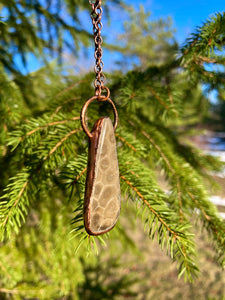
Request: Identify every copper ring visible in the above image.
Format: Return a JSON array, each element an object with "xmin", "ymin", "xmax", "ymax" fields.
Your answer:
[
  {"xmin": 96, "ymin": 86, "xmax": 110, "ymax": 102},
  {"xmin": 80, "ymin": 96, "xmax": 118, "ymax": 138}
]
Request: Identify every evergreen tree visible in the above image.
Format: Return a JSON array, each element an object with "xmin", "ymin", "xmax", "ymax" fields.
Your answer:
[
  {"xmin": 0, "ymin": 1, "xmax": 225, "ymax": 298},
  {"xmin": 117, "ymin": 5, "xmax": 177, "ymax": 69}
]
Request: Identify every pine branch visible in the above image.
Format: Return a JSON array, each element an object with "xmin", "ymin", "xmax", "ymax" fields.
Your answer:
[
  {"xmin": 140, "ymin": 126, "xmax": 225, "ymax": 267},
  {"xmin": 120, "ymin": 174, "xmax": 178, "ymax": 238},
  {"xmin": 0, "ymin": 169, "xmax": 33, "ymax": 239},
  {"xmin": 180, "ymin": 12, "xmax": 225, "ymax": 87},
  {"xmin": 7, "ymin": 110, "xmax": 81, "ymax": 149},
  {"xmin": 24, "ymin": 117, "xmax": 80, "ymax": 139},
  {"xmin": 187, "ymin": 191, "xmax": 225, "ymax": 267},
  {"xmin": 147, "ymin": 86, "xmax": 170, "ymax": 111},
  {"xmin": 43, "ymin": 128, "xmax": 82, "ymax": 161},
  {"xmin": 1, "ymin": 118, "xmax": 83, "ymax": 239},
  {"xmin": 119, "ymin": 154, "xmax": 199, "ymax": 281}
]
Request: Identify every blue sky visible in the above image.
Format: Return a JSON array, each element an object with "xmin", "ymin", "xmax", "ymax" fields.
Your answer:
[
  {"xmin": 19, "ymin": 0, "xmax": 224, "ymax": 74},
  {"xmin": 125, "ymin": 0, "xmax": 225, "ymax": 44},
  {"xmin": 90, "ymin": 0, "xmax": 225, "ymax": 72}
]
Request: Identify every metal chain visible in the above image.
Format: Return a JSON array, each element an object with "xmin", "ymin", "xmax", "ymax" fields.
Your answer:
[{"xmin": 89, "ymin": 0, "xmax": 106, "ymax": 98}]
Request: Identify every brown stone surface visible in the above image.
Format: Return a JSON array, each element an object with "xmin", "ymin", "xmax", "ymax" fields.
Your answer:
[{"xmin": 84, "ymin": 117, "xmax": 121, "ymax": 235}]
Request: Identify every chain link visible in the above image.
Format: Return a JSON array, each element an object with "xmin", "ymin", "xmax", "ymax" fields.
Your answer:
[{"xmin": 89, "ymin": 0, "xmax": 107, "ymax": 98}]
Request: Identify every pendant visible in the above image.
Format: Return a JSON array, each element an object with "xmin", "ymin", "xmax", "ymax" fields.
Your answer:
[{"xmin": 83, "ymin": 117, "xmax": 121, "ymax": 235}]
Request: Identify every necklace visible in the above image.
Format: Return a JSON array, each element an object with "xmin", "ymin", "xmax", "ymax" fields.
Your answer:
[{"xmin": 80, "ymin": 0, "xmax": 121, "ymax": 235}]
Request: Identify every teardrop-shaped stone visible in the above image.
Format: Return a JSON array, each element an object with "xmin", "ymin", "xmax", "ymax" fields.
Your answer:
[{"xmin": 84, "ymin": 117, "xmax": 121, "ymax": 235}]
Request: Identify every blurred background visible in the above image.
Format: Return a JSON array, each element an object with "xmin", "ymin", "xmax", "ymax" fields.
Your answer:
[{"xmin": 0, "ymin": 0, "xmax": 225, "ymax": 299}]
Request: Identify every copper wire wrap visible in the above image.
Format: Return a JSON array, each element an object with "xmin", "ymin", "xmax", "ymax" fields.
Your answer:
[
  {"xmin": 89, "ymin": 0, "xmax": 107, "ymax": 99},
  {"xmin": 80, "ymin": 96, "xmax": 118, "ymax": 138}
]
